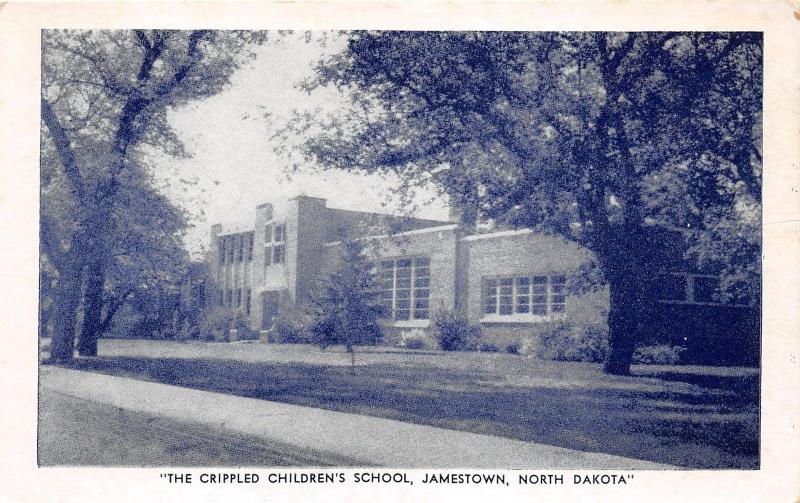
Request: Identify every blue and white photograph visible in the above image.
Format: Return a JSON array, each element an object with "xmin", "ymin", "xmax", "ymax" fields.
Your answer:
[{"xmin": 38, "ymin": 30, "xmax": 762, "ymax": 470}]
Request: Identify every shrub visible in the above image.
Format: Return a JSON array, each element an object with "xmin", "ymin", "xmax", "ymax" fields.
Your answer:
[
  {"xmin": 199, "ymin": 308, "xmax": 257, "ymax": 342},
  {"xmin": 478, "ymin": 342, "xmax": 499, "ymax": 353},
  {"xmin": 271, "ymin": 310, "xmax": 312, "ymax": 343},
  {"xmin": 398, "ymin": 329, "xmax": 429, "ymax": 350},
  {"xmin": 632, "ymin": 344, "xmax": 686, "ymax": 365},
  {"xmin": 432, "ymin": 309, "xmax": 480, "ymax": 351},
  {"xmin": 537, "ymin": 322, "xmax": 610, "ymax": 363}
]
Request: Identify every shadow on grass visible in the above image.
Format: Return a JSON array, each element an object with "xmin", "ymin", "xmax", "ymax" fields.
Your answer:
[{"xmin": 54, "ymin": 355, "xmax": 759, "ymax": 469}]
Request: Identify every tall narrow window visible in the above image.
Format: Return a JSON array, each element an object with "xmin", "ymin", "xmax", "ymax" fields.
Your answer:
[
  {"xmin": 499, "ymin": 278, "xmax": 513, "ymax": 315},
  {"xmin": 394, "ymin": 258, "xmax": 412, "ymax": 320},
  {"xmin": 515, "ymin": 277, "xmax": 530, "ymax": 313},
  {"xmin": 551, "ymin": 275, "xmax": 566, "ymax": 313},
  {"xmin": 531, "ymin": 276, "xmax": 548, "ymax": 315},
  {"xmin": 245, "ymin": 288, "xmax": 251, "ymax": 315},
  {"xmin": 237, "ymin": 235, "xmax": 244, "ymax": 262},
  {"xmin": 273, "ymin": 244, "xmax": 285, "ymax": 264},
  {"xmin": 219, "ymin": 238, "xmax": 226, "ymax": 265},
  {"xmin": 264, "ymin": 222, "xmax": 286, "ymax": 266},
  {"xmin": 413, "ymin": 257, "xmax": 430, "ymax": 319},
  {"xmin": 236, "ymin": 288, "xmax": 242, "ymax": 308},
  {"xmin": 246, "ymin": 233, "xmax": 254, "ymax": 261}
]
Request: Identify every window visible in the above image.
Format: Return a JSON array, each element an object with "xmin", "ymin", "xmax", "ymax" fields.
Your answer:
[
  {"xmin": 378, "ymin": 257, "xmax": 431, "ymax": 321},
  {"xmin": 264, "ymin": 222, "xmax": 286, "ymax": 267},
  {"xmin": 531, "ymin": 276, "xmax": 547, "ymax": 315},
  {"xmin": 551, "ymin": 275, "xmax": 567, "ymax": 313},
  {"xmin": 273, "ymin": 244, "xmax": 285, "ymax": 264},
  {"xmin": 483, "ymin": 273, "xmax": 567, "ymax": 318},
  {"xmin": 237, "ymin": 235, "xmax": 244, "ymax": 262},
  {"xmin": 219, "ymin": 237, "xmax": 226, "ymax": 265},
  {"xmin": 236, "ymin": 288, "xmax": 242, "ymax": 308},
  {"xmin": 218, "ymin": 291, "xmax": 224, "ymax": 306},
  {"xmin": 226, "ymin": 289, "xmax": 233, "ymax": 306},
  {"xmin": 245, "ymin": 288, "xmax": 251, "ymax": 315},
  {"xmin": 656, "ymin": 273, "xmax": 742, "ymax": 306},
  {"xmin": 246, "ymin": 233, "xmax": 254, "ymax": 262},
  {"xmin": 227, "ymin": 237, "xmax": 235, "ymax": 263}
]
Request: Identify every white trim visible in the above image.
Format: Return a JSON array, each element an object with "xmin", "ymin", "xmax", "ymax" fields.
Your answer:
[
  {"xmin": 480, "ymin": 313, "xmax": 562, "ymax": 324},
  {"xmin": 460, "ymin": 229, "xmax": 533, "ymax": 242},
  {"xmin": 391, "ymin": 319, "xmax": 431, "ymax": 328},
  {"xmin": 322, "ymin": 224, "xmax": 459, "ymax": 247}
]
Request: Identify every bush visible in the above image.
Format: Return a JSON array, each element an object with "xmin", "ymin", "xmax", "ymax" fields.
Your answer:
[
  {"xmin": 200, "ymin": 308, "xmax": 257, "ymax": 342},
  {"xmin": 398, "ymin": 329, "xmax": 429, "ymax": 350},
  {"xmin": 632, "ymin": 344, "xmax": 686, "ymax": 365},
  {"xmin": 478, "ymin": 342, "xmax": 499, "ymax": 353},
  {"xmin": 271, "ymin": 310, "xmax": 312, "ymax": 343},
  {"xmin": 537, "ymin": 322, "xmax": 609, "ymax": 363},
  {"xmin": 432, "ymin": 309, "xmax": 480, "ymax": 351}
]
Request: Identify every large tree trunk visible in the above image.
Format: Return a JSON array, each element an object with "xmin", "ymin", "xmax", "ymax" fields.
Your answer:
[
  {"xmin": 77, "ymin": 257, "xmax": 107, "ymax": 357},
  {"xmin": 600, "ymin": 230, "xmax": 650, "ymax": 376},
  {"xmin": 603, "ymin": 271, "xmax": 640, "ymax": 375},
  {"xmin": 49, "ymin": 258, "xmax": 83, "ymax": 361}
]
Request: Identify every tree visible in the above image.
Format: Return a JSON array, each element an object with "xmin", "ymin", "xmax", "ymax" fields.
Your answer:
[
  {"xmin": 283, "ymin": 32, "xmax": 762, "ymax": 374},
  {"xmin": 41, "ymin": 29, "xmax": 266, "ymax": 360},
  {"xmin": 308, "ymin": 240, "xmax": 384, "ymax": 373}
]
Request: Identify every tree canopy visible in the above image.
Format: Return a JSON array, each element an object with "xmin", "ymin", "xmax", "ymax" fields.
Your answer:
[
  {"xmin": 284, "ymin": 31, "xmax": 762, "ymax": 374},
  {"xmin": 41, "ymin": 30, "xmax": 267, "ymax": 360}
]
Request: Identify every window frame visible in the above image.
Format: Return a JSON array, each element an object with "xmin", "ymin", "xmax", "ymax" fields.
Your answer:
[
  {"xmin": 656, "ymin": 272, "xmax": 750, "ymax": 307},
  {"xmin": 264, "ymin": 221, "xmax": 286, "ymax": 267},
  {"xmin": 481, "ymin": 273, "xmax": 568, "ymax": 322},
  {"xmin": 377, "ymin": 256, "xmax": 431, "ymax": 323}
]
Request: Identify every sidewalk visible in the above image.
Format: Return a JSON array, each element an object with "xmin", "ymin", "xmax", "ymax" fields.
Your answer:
[{"xmin": 40, "ymin": 366, "xmax": 675, "ymax": 469}]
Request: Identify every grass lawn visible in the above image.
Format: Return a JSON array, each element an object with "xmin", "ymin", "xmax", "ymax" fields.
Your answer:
[{"xmin": 46, "ymin": 338, "xmax": 759, "ymax": 469}]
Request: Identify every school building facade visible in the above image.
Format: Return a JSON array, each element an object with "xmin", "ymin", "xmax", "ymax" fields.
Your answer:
[{"xmin": 206, "ymin": 195, "xmax": 759, "ymax": 366}]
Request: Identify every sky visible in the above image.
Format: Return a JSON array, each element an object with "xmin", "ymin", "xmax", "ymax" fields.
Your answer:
[{"xmin": 147, "ymin": 34, "xmax": 449, "ymax": 256}]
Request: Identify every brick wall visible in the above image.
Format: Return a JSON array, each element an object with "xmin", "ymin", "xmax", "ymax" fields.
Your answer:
[{"xmin": 460, "ymin": 230, "xmax": 598, "ymax": 347}]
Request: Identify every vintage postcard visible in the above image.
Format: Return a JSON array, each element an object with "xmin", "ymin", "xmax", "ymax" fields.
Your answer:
[{"xmin": 1, "ymin": 1, "xmax": 798, "ymax": 502}]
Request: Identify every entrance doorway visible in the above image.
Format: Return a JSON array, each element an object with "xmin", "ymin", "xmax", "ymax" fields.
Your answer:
[{"xmin": 261, "ymin": 291, "xmax": 280, "ymax": 330}]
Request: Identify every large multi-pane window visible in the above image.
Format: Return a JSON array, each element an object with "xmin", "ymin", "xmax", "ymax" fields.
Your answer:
[
  {"xmin": 483, "ymin": 274, "xmax": 567, "ymax": 317},
  {"xmin": 264, "ymin": 222, "xmax": 286, "ymax": 268},
  {"xmin": 656, "ymin": 272, "xmax": 749, "ymax": 306},
  {"xmin": 378, "ymin": 257, "xmax": 430, "ymax": 321}
]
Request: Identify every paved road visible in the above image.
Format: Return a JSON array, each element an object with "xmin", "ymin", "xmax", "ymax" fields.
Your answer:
[{"xmin": 38, "ymin": 390, "xmax": 363, "ymax": 467}]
